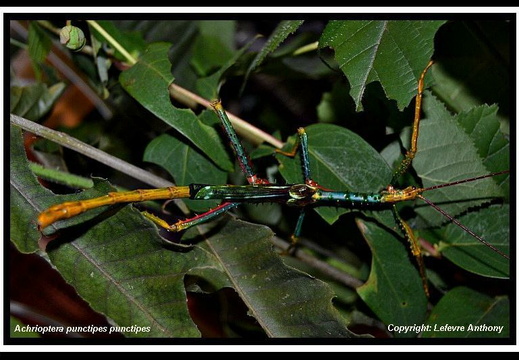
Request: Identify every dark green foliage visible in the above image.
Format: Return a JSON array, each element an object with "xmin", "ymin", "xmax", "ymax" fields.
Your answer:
[{"xmin": 9, "ymin": 19, "xmax": 510, "ymax": 340}]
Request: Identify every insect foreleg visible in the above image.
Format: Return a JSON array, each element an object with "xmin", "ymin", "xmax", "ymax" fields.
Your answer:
[
  {"xmin": 391, "ymin": 60, "xmax": 434, "ymax": 185},
  {"xmin": 392, "ymin": 205, "xmax": 430, "ymax": 297},
  {"xmin": 211, "ymin": 100, "xmax": 269, "ymax": 185}
]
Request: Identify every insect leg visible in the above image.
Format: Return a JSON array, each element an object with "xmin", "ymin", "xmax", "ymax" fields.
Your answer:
[
  {"xmin": 142, "ymin": 201, "xmax": 239, "ymax": 232},
  {"xmin": 391, "ymin": 60, "xmax": 434, "ymax": 185},
  {"xmin": 392, "ymin": 205, "xmax": 430, "ymax": 297},
  {"xmin": 280, "ymin": 208, "xmax": 307, "ymax": 255},
  {"xmin": 277, "ymin": 128, "xmax": 317, "ymax": 187},
  {"xmin": 276, "ymin": 128, "xmax": 318, "ymax": 251},
  {"xmin": 211, "ymin": 100, "xmax": 269, "ymax": 185}
]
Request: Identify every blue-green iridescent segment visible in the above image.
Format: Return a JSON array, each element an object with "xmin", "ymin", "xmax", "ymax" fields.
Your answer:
[
  {"xmin": 293, "ymin": 209, "xmax": 306, "ymax": 239},
  {"xmin": 189, "ymin": 183, "xmax": 387, "ymax": 207},
  {"xmin": 297, "ymin": 128, "xmax": 312, "ymax": 183},
  {"xmin": 315, "ymin": 190, "xmax": 383, "ymax": 204},
  {"xmin": 190, "ymin": 184, "xmax": 293, "ymax": 202},
  {"xmin": 212, "ymin": 101, "xmax": 258, "ymax": 184}
]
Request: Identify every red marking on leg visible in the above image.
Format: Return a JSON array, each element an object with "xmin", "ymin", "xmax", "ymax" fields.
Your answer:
[
  {"xmin": 306, "ymin": 179, "xmax": 332, "ymax": 191},
  {"xmin": 247, "ymin": 175, "xmax": 270, "ymax": 185}
]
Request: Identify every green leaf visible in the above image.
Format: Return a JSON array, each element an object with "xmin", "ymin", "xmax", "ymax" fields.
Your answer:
[
  {"xmin": 168, "ymin": 21, "xmax": 207, "ymax": 90},
  {"xmin": 320, "ymin": 20, "xmax": 445, "ymax": 111},
  {"xmin": 10, "ymin": 318, "xmax": 40, "ymax": 338},
  {"xmin": 11, "ymin": 143, "xmax": 220, "ymax": 337},
  {"xmin": 191, "ymin": 21, "xmax": 236, "ymax": 77},
  {"xmin": 413, "ymin": 92, "xmax": 508, "ymax": 226},
  {"xmin": 205, "ymin": 219, "xmax": 356, "ymax": 338},
  {"xmin": 423, "ymin": 287, "xmax": 509, "ymax": 338},
  {"xmin": 242, "ymin": 20, "xmax": 304, "ymax": 87},
  {"xmin": 455, "ymin": 104, "xmax": 510, "ymax": 197},
  {"xmin": 46, "ymin": 204, "xmax": 220, "ymax": 338},
  {"xmin": 27, "ymin": 22, "xmax": 52, "ymax": 80},
  {"xmin": 277, "ymin": 123, "xmax": 392, "ymax": 225},
  {"xmin": 143, "ymin": 130, "xmax": 226, "ymax": 212},
  {"xmin": 356, "ymin": 218, "xmax": 428, "ymax": 337},
  {"xmin": 428, "ymin": 205, "xmax": 509, "ymax": 278},
  {"xmin": 316, "ymin": 81, "xmax": 355, "ymax": 124},
  {"xmin": 28, "ymin": 162, "xmax": 94, "ymax": 189},
  {"xmin": 10, "ymin": 125, "xmax": 50, "ymax": 253},
  {"xmin": 119, "ymin": 42, "xmax": 234, "ymax": 172},
  {"xmin": 90, "ymin": 33, "xmax": 111, "ymax": 86},
  {"xmin": 10, "ymin": 83, "xmax": 66, "ymax": 121}
]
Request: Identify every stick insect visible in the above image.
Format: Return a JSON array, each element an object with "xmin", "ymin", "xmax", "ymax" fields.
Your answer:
[{"xmin": 37, "ymin": 61, "xmax": 509, "ymax": 297}]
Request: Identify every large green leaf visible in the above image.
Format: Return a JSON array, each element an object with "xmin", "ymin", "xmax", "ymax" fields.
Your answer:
[
  {"xmin": 455, "ymin": 104, "xmax": 510, "ymax": 197},
  {"xmin": 190, "ymin": 21, "xmax": 236, "ymax": 78},
  {"xmin": 423, "ymin": 287, "xmax": 509, "ymax": 338},
  {"xmin": 205, "ymin": 219, "xmax": 356, "ymax": 338},
  {"xmin": 320, "ymin": 20, "xmax": 445, "ymax": 111},
  {"xmin": 433, "ymin": 205, "xmax": 509, "ymax": 278},
  {"xmin": 45, "ymin": 203, "xmax": 220, "ymax": 338},
  {"xmin": 11, "ymin": 125, "xmax": 226, "ymax": 337},
  {"xmin": 356, "ymin": 218, "xmax": 428, "ymax": 337},
  {"xmin": 410, "ymin": 92, "xmax": 509, "ymax": 273},
  {"xmin": 10, "ymin": 123, "xmax": 355, "ymax": 338},
  {"xmin": 413, "ymin": 92, "xmax": 508, "ymax": 225},
  {"xmin": 119, "ymin": 42, "xmax": 234, "ymax": 172}
]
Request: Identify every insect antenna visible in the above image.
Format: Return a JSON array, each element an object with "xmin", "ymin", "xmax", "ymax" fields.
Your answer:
[
  {"xmin": 422, "ymin": 170, "xmax": 509, "ymax": 192},
  {"xmin": 418, "ymin": 170, "xmax": 510, "ymax": 259}
]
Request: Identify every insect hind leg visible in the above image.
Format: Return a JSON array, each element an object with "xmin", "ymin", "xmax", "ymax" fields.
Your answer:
[
  {"xmin": 392, "ymin": 205, "xmax": 430, "ymax": 297},
  {"xmin": 142, "ymin": 202, "xmax": 239, "ymax": 232},
  {"xmin": 211, "ymin": 100, "xmax": 269, "ymax": 185}
]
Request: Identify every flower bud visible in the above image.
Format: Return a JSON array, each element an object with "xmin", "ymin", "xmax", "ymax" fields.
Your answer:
[{"xmin": 59, "ymin": 25, "xmax": 86, "ymax": 51}]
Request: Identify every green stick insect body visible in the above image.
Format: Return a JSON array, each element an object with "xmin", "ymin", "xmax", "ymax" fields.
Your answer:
[{"xmin": 37, "ymin": 61, "xmax": 509, "ymax": 298}]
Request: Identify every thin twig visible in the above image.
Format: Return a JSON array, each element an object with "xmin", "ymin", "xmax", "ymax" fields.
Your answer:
[
  {"xmin": 292, "ymin": 41, "xmax": 319, "ymax": 56},
  {"xmin": 10, "ymin": 114, "xmax": 170, "ymax": 189},
  {"xmin": 269, "ymin": 236, "xmax": 364, "ymax": 289},
  {"xmin": 169, "ymin": 84, "xmax": 284, "ymax": 148},
  {"xmin": 86, "ymin": 20, "xmax": 137, "ymax": 65}
]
